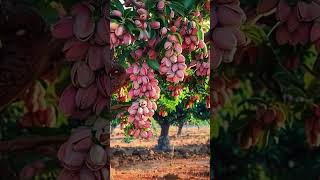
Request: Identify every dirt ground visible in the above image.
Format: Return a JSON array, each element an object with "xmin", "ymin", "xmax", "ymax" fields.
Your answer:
[
  {"xmin": 110, "ymin": 126, "xmax": 210, "ymax": 180},
  {"xmin": 111, "ymin": 126, "xmax": 210, "ymax": 148}
]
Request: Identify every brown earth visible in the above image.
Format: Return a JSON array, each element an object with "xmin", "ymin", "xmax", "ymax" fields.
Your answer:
[{"xmin": 110, "ymin": 126, "xmax": 210, "ymax": 180}]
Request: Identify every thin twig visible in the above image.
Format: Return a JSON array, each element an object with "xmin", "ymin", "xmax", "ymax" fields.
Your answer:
[
  {"xmin": 247, "ymin": 8, "xmax": 277, "ymax": 25},
  {"xmin": 267, "ymin": 21, "xmax": 281, "ymax": 38}
]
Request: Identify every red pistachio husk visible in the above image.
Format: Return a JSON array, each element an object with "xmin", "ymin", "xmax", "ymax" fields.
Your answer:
[
  {"xmin": 96, "ymin": 73, "xmax": 111, "ymax": 97},
  {"xmin": 52, "ymin": 16, "xmax": 74, "ymax": 39},
  {"xmin": 75, "ymin": 84, "xmax": 98, "ymax": 110},
  {"xmin": 59, "ymin": 85, "xmax": 77, "ymax": 116},
  {"xmin": 63, "ymin": 38, "xmax": 90, "ymax": 61},
  {"xmin": 71, "ymin": 61, "xmax": 95, "ymax": 88}
]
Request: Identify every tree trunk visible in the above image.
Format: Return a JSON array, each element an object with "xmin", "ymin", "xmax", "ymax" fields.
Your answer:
[
  {"xmin": 177, "ymin": 122, "xmax": 184, "ymax": 136},
  {"xmin": 156, "ymin": 121, "xmax": 171, "ymax": 152}
]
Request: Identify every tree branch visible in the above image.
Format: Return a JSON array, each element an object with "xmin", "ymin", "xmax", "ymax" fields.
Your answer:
[
  {"xmin": 0, "ymin": 135, "xmax": 68, "ymax": 153},
  {"xmin": 111, "ymin": 104, "xmax": 130, "ymax": 110}
]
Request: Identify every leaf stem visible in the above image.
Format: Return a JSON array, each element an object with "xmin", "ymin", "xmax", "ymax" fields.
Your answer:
[{"xmin": 267, "ymin": 21, "xmax": 281, "ymax": 38}]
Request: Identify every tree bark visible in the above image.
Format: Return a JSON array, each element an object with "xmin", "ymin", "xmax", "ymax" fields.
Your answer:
[
  {"xmin": 177, "ymin": 122, "xmax": 184, "ymax": 136},
  {"xmin": 156, "ymin": 121, "xmax": 171, "ymax": 152}
]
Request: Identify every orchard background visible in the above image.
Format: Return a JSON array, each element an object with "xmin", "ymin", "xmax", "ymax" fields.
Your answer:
[
  {"xmin": 211, "ymin": 0, "xmax": 320, "ymax": 179},
  {"xmin": 0, "ymin": 0, "xmax": 210, "ymax": 179}
]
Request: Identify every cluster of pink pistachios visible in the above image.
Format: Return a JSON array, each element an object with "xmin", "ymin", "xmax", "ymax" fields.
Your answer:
[
  {"xmin": 127, "ymin": 63, "xmax": 161, "ymax": 100},
  {"xmin": 20, "ymin": 107, "xmax": 56, "ymax": 128},
  {"xmin": 125, "ymin": 0, "xmax": 168, "ymax": 37},
  {"xmin": 211, "ymin": 0, "xmax": 247, "ymax": 68},
  {"xmin": 168, "ymin": 85, "xmax": 183, "ymax": 98},
  {"xmin": 110, "ymin": 22, "xmax": 133, "ymax": 49},
  {"xmin": 134, "ymin": 6, "xmax": 151, "ymax": 40},
  {"xmin": 179, "ymin": 20, "xmax": 206, "ymax": 52},
  {"xmin": 125, "ymin": 61, "xmax": 159, "ymax": 139},
  {"xmin": 239, "ymin": 105, "xmax": 286, "ymax": 149},
  {"xmin": 52, "ymin": 2, "xmax": 111, "ymax": 179},
  {"xmin": 258, "ymin": 0, "xmax": 320, "ymax": 59},
  {"xmin": 59, "ymin": 80, "xmax": 108, "ymax": 121},
  {"xmin": 159, "ymin": 35, "xmax": 187, "ymax": 83},
  {"xmin": 53, "ymin": 2, "xmax": 112, "ymax": 120},
  {"xmin": 195, "ymin": 61, "xmax": 210, "ymax": 76},
  {"xmin": 130, "ymin": 39, "xmax": 161, "ymax": 61},
  {"xmin": 257, "ymin": 0, "xmax": 320, "ymax": 51},
  {"xmin": 147, "ymin": 38, "xmax": 161, "ymax": 60},
  {"xmin": 275, "ymin": 0, "xmax": 320, "ymax": 46},
  {"xmin": 189, "ymin": 52, "xmax": 210, "ymax": 77},
  {"xmin": 130, "ymin": 41, "xmax": 160, "ymax": 61},
  {"xmin": 58, "ymin": 119, "xmax": 109, "ymax": 180},
  {"xmin": 211, "ymin": 76, "xmax": 241, "ymax": 116},
  {"xmin": 127, "ymin": 99, "xmax": 157, "ymax": 138},
  {"xmin": 131, "ymin": 48, "xmax": 143, "ymax": 60}
]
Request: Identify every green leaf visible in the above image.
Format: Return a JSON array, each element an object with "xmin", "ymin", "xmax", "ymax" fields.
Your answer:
[
  {"xmin": 256, "ymin": 130, "xmax": 270, "ymax": 149},
  {"xmin": 125, "ymin": 21, "xmax": 139, "ymax": 36},
  {"xmin": 230, "ymin": 114, "xmax": 251, "ymax": 132},
  {"xmin": 158, "ymin": 15, "xmax": 168, "ymax": 27},
  {"xmin": 111, "ymin": 0, "xmax": 125, "ymax": 13},
  {"xmin": 155, "ymin": 37, "xmax": 167, "ymax": 51},
  {"xmin": 149, "ymin": 29, "xmax": 157, "ymax": 39},
  {"xmin": 147, "ymin": 59, "xmax": 160, "ymax": 71},
  {"xmin": 197, "ymin": 28, "xmax": 204, "ymax": 40},
  {"xmin": 210, "ymin": 118, "xmax": 220, "ymax": 138},
  {"xmin": 182, "ymin": 0, "xmax": 195, "ymax": 10},
  {"xmin": 164, "ymin": 5, "xmax": 171, "ymax": 15},
  {"xmin": 242, "ymin": 25, "xmax": 267, "ymax": 45},
  {"xmin": 145, "ymin": 0, "xmax": 155, "ymax": 9},
  {"xmin": 124, "ymin": 9, "xmax": 138, "ymax": 18},
  {"xmin": 286, "ymin": 86, "xmax": 306, "ymax": 97},
  {"xmin": 169, "ymin": 1, "xmax": 186, "ymax": 17},
  {"xmin": 238, "ymin": 97, "xmax": 266, "ymax": 107},
  {"xmin": 118, "ymin": 51, "xmax": 130, "ymax": 69},
  {"xmin": 313, "ymin": 56, "xmax": 320, "ymax": 76},
  {"xmin": 123, "ymin": 136, "xmax": 134, "ymax": 143},
  {"xmin": 171, "ymin": 0, "xmax": 194, "ymax": 12}
]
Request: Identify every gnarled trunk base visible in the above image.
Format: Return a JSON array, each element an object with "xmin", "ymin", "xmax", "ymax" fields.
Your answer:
[
  {"xmin": 156, "ymin": 122, "xmax": 171, "ymax": 152},
  {"xmin": 156, "ymin": 135, "xmax": 171, "ymax": 152}
]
